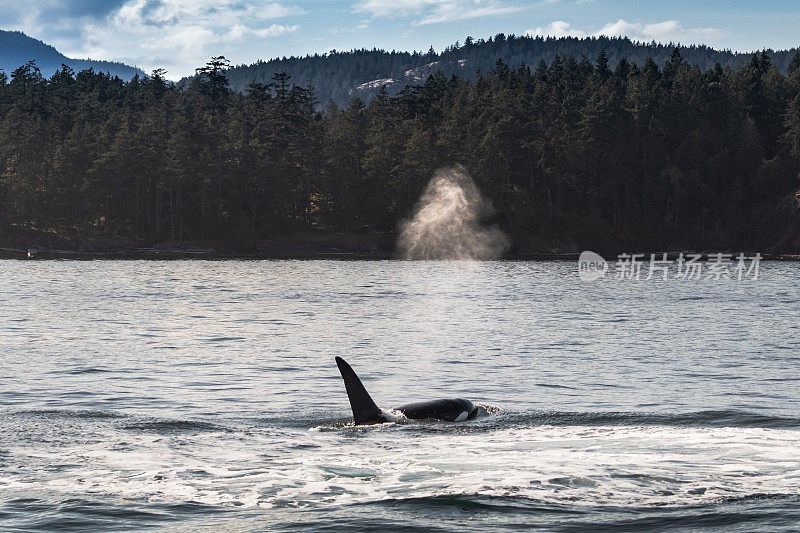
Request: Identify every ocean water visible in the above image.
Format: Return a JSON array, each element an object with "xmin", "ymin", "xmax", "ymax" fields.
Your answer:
[{"xmin": 0, "ymin": 259, "xmax": 798, "ymax": 531}]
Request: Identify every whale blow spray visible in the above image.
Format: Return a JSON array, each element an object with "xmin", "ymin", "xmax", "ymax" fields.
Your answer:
[{"xmin": 397, "ymin": 166, "xmax": 510, "ymax": 260}]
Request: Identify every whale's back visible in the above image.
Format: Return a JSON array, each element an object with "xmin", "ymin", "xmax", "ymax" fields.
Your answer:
[{"xmin": 396, "ymin": 399, "xmax": 478, "ymax": 422}]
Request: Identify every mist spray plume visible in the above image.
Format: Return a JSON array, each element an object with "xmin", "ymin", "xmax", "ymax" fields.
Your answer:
[{"xmin": 397, "ymin": 166, "xmax": 510, "ymax": 260}]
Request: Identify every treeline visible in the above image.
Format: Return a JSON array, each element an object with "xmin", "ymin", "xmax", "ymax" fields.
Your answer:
[
  {"xmin": 216, "ymin": 35, "xmax": 800, "ymax": 106},
  {"xmin": 1, "ymin": 49, "xmax": 800, "ymax": 253}
]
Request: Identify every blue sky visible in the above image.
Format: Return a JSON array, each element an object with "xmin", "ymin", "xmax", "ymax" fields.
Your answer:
[{"xmin": 3, "ymin": 0, "xmax": 800, "ymax": 79}]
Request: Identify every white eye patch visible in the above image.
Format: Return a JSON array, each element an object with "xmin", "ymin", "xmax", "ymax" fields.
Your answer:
[{"xmin": 454, "ymin": 411, "xmax": 469, "ymax": 422}]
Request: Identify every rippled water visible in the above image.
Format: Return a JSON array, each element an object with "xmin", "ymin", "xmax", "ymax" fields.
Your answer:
[{"xmin": 1, "ymin": 260, "xmax": 799, "ymax": 531}]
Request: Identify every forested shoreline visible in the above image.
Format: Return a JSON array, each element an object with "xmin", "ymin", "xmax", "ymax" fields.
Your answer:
[{"xmin": 2, "ymin": 47, "xmax": 800, "ymax": 256}]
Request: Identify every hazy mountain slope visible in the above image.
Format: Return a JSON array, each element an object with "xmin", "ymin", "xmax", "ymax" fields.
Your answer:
[
  {"xmin": 0, "ymin": 30, "xmax": 145, "ymax": 80},
  {"xmin": 213, "ymin": 34, "xmax": 800, "ymax": 105}
]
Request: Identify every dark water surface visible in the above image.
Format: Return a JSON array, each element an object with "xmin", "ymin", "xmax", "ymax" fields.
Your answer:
[{"xmin": 0, "ymin": 260, "xmax": 798, "ymax": 531}]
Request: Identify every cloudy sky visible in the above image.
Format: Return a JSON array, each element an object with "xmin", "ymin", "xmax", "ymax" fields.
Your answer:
[{"xmin": 3, "ymin": 0, "xmax": 800, "ymax": 79}]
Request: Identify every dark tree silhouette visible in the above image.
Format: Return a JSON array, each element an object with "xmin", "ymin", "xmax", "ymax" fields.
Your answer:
[{"xmin": 1, "ymin": 48, "xmax": 800, "ymax": 254}]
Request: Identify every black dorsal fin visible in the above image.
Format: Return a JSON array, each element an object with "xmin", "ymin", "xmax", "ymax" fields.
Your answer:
[{"xmin": 335, "ymin": 357, "xmax": 385, "ymax": 425}]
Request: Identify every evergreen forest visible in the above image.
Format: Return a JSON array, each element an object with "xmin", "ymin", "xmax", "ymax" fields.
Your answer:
[{"xmin": 2, "ymin": 43, "xmax": 800, "ymax": 255}]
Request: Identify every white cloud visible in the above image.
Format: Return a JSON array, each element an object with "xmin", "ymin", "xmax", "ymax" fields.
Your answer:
[
  {"xmin": 254, "ymin": 23, "xmax": 300, "ymax": 38},
  {"xmin": 354, "ymin": 0, "xmax": 521, "ymax": 25},
  {"xmin": 527, "ymin": 20, "xmax": 586, "ymax": 38},
  {"xmin": 526, "ymin": 18, "xmax": 720, "ymax": 43},
  {"xmin": 224, "ymin": 23, "xmax": 299, "ymax": 41},
  {"xmin": 594, "ymin": 19, "xmax": 720, "ymax": 42},
  {"xmin": 13, "ymin": 0, "xmax": 302, "ymax": 79}
]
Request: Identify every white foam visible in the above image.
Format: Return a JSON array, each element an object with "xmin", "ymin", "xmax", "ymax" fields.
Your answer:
[
  {"xmin": 2, "ymin": 424, "xmax": 798, "ymax": 510},
  {"xmin": 379, "ymin": 409, "xmax": 408, "ymax": 423}
]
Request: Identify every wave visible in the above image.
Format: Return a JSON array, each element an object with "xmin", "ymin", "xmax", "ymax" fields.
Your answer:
[
  {"xmin": 0, "ymin": 498, "xmax": 224, "ymax": 531},
  {"xmin": 7, "ymin": 406, "xmax": 800, "ymax": 435},
  {"xmin": 8, "ymin": 408, "xmax": 124, "ymax": 420},
  {"xmin": 500, "ymin": 409, "xmax": 800, "ymax": 430},
  {"xmin": 4, "ymin": 493, "xmax": 798, "ymax": 532},
  {"xmin": 121, "ymin": 419, "xmax": 232, "ymax": 434},
  {"xmin": 4, "ymin": 410, "xmax": 234, "ymax": 435},
  {"xmin": 309, "ymin": 407, "xmax": 800, "ymax": 432},
  {"xmin": 336, "ymin": 493, "xmax": 800, "ymax": 532},
  {"xmin": 60, "ymin": 367, "xmax": 113, "ymax": 375}
]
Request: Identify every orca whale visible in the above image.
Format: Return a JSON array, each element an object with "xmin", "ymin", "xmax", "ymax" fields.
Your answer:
[{"xmin": 335, "ymin": 356, "xmax": 479, "ymax": 425}]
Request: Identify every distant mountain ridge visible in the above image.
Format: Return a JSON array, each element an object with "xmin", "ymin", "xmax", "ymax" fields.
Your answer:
[
  {"xmin": 0, "ymin": 30, "xmax": 145, "ymax": 80},
  {"xmin": 211, "ymin": 34, "xmax": 800, "ymax": 106}
]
